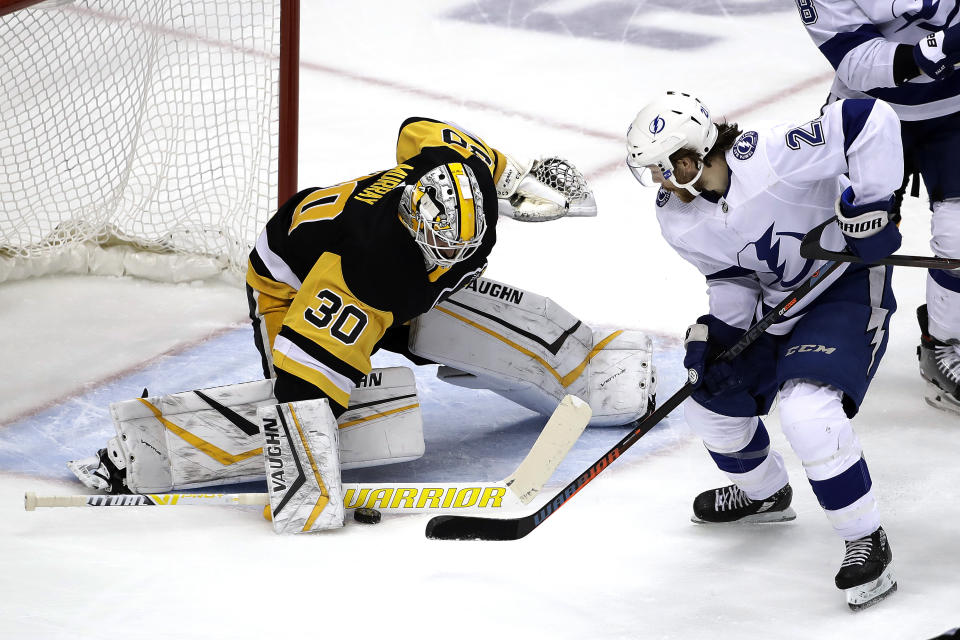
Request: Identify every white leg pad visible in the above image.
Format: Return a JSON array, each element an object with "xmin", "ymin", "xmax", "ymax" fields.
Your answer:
[
  {"xmin": 105, "ymin": 369, "xmax": 423, "ymax": 493},
  {"xmin": 259, "ymin": 398, "xmax": 344, "ymax": 533},
  {"xmin": 111, "ymin": 379, "xmax": 277, "ymax": 493},
  {"xmin": 409, "ymin": 277, "xmax": 656, "ymax": 426},
  {"xmin": 337, "ymin": 367, "xmax": 425, "ymax": 469}
]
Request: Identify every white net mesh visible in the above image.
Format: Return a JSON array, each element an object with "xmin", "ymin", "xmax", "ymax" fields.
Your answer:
[{"xmin": 0, "ymin": 0, "xmax": 285, "ymax": 282}]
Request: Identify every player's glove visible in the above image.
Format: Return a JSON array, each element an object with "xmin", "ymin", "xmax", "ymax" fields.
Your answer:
[
  {"xmin": 835, "ymin": 186, "xmax": 901, "ymax": 263},
  {"xmin": 683, "ymin": 315, "xmax": 747, "ymax": 399},
  {"xmin": 913, "ymin": 23, "xmax": 960, "ymax": 80}
]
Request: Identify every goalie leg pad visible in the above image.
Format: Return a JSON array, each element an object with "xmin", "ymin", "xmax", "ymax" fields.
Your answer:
[
  {"xmin": 259, "ymin": 398, "xmax": 344, "ymax": 533},
  {"xmin": 72, "ymin": 369, "xmax": 423, "ymax": 493},
  {"xmin": 409, "ymin": 277, "xmax": 656, "ymax": 426},
  {"xmin": 109, "ymin": 379, "xmax": 277, "ymax": 493},
  {"xmin": 338, "ymin": 367, "xmax": 425, "ymax": 469}
]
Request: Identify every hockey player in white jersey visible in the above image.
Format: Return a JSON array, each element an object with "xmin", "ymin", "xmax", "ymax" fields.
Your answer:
[
  {"xmin": 797, "ymin": 0, "xmax": 960, "ymax": 415},
  {"xmin": 626, "ymin": 91, "xmax": 902, "ymax": 610}
]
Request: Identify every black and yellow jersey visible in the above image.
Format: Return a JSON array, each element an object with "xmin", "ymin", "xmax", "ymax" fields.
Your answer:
[{"xmin": 247, "ymin": 117, "xmax": 506, "ymax": 412}]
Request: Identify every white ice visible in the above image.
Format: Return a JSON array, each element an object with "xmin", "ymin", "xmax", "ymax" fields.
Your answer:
[{"xmin": 2, "ymin": 2, "xmax": 959, "ymax": 639}]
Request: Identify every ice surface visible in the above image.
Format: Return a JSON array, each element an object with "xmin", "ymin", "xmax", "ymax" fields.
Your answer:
[{"xmin": 2, "ymin": 2, "xmax": 959, "ymax": 639}]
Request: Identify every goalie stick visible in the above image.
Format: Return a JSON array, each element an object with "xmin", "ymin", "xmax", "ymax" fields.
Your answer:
[
  {"xmin": 800, "ymin": 217, "xmax": 960, "ymax": 270},
  {"xmin": 25, "ymin": 395, "xmax": 591, "ymax": 515},
  {"xmin": 425, "ymin": 258, "xmax": 846, "ymax": 541}
]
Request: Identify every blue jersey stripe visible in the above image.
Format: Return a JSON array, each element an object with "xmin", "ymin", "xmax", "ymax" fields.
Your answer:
[
  {"xmin": 841, "ymin": 99, "xmax": 875, "ymax": 154},
  {"xmin": 706, "ymin": 265, "xmax": 755, "ymax": 281},
  {"xmin": 818, "ymin": 24, "xmax": 885, "ymax": 69},
  {"xmin": 865, "ymin": 72, "xmax": 960, "ymax": 106}
]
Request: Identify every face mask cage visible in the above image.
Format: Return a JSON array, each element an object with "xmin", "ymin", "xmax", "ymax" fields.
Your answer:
[{"xmin": 399, "ymin": 170, "xmax": 486, "ymax": 269}]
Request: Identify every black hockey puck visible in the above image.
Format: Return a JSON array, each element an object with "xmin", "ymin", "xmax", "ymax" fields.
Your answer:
[{"xmin": 353, "ymin": 507, "xmax": 381, "ymax": 524}]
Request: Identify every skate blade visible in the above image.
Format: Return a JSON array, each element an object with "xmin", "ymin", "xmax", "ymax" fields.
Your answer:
[
  {"xmin": 691, "ymin": 507, "xmax": 797, "ymax": 524},
  {"xmin": 922, "ymin": 382, "xmax": 960, "ymax": 416},
  {"xmin": 845, "ymin": 564, "xmax": 897, "ymax": 611}
]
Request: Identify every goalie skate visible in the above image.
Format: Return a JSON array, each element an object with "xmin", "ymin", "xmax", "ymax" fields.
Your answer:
[
  {"xmin": 691, "ymin": 483, "xmax": 796, "ymax": 524},
  {"xmin": 835, "ymin": 526, "xmax": 897, "ymax": 611}
]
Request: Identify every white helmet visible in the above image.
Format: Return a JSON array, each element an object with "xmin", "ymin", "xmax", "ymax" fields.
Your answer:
[
  {"xmin": 399, "ymin": 162, "xmax": 486, "ymax": 269},
  {"xmin": 625, "ymin": 91, "xmax": 718, "ymax": 196}
]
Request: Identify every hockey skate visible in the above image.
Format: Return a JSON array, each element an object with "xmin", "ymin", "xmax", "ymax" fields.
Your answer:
[
  {"xmin": 691, "ymin": 483, "xmax": 796, "ymax": 524},
  {"xmin": 917, "ymin": 305, "xmax": 960, "ymax": 416},
  {"xmin": 835, "ymin": 526, "xmax": 897, "ymax": 611}
]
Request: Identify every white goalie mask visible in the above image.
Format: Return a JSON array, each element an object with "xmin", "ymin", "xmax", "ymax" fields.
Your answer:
[
  {"xmin": 399, "ymin": 162, "xmax": 486, "ymax": 269},
  {"xmin": 625, "ymin": 91, "xmax": 718, "ymax": 196}
]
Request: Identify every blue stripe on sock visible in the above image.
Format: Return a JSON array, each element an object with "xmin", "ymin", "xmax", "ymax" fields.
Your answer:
[
  {"xmin": 707, "ymin": 420, "xmax": 771, "ymax": 474},
  {"xmin": 808, "ymin": 457, "xmax": 873, "ymax": 511},
  {"xmin": 930, "ymin": 268, "xmax": 960, "ymax": 293}
]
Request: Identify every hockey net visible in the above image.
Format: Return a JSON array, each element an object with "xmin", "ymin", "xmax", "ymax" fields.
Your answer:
[{"xmin": 0, "ymin": 0, "xmax": 298, "ymax": 283}]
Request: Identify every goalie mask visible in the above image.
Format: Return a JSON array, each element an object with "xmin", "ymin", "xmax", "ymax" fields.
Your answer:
[
  {"xmin": 399, "ymin": 162, "xmax": 486, "ymax": 269},
  {"xmin": 625, "ymin": 91, "xmax": 718, "ymax": 196}
]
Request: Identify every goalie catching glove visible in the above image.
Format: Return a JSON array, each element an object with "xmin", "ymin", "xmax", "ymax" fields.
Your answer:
[{"xmin": 496, "ymin": 154, "xmax": 597, "ymax": 221}]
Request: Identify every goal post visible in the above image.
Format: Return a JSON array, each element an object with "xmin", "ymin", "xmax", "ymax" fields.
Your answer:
[{"xmin": 0, "ymin": 0, "xmax": 299, "ymax": 283}]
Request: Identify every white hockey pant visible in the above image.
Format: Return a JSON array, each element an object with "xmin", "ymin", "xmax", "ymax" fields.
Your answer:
[
  {"xmin": 409, "ymin": 277, "xmax": 656, "ymax": 426},
  {"xmin": 778, "ymin": 380, "xmax": 879, "ymax": 541},
  {"xmin": 927, "ymin": 198, "xmax": 960, "ymax": 341}
]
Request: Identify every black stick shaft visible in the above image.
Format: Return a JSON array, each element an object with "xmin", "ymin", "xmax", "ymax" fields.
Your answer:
[{"xmin": 800, "ymin": 217, "xmax": 960, "ymax": 269}]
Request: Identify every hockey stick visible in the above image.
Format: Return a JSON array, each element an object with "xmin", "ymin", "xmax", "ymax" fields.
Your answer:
[
  {"xmin": 425, "ymin": 258, "xmax": 847, "ymax": 540},
  {"xmin": 25, "ymin": 395, "xmax": 591, "ymax": 515},
  {"xmin": 800, "ymin": 217, "xmax": 960, "ymax": 269}
]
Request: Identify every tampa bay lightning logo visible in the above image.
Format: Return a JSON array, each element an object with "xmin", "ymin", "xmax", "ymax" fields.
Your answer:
[
  {"xmin": 733, "ymin": 131, "xmax": 759, "ymax": 160},
  {"xmin": 738, "ymin": 223, "xmax": 815, "ymax": 288},
  {"xmin": 649, "ymin": 115, "xmax": 666, "ymax": 135},
  {"xmin": 656, "ymin": 187, "xmax": 671, "ymax": 207}
]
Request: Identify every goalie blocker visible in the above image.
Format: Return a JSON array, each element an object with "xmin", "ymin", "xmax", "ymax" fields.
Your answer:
[
  {"xmin": 408, "ymin": 277, "xmax": 656, "ymax": 426},
  {"xmin": 68, "ymin": 367, "xmax": 424, "ymax": 494}
]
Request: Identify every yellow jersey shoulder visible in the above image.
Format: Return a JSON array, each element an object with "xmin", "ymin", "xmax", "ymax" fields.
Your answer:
[{"xmin": 395, "ymin": 117, "xmax": 507, "ymax": 183}]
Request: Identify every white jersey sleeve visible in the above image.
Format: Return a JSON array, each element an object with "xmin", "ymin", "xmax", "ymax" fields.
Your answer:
[
  {"xmin": 767, "ymin": 98, "xmax": 903, "ymax": 204},
  {"xmin": 798, "ymin": 0, "xmax": 960, "ymax": 119},
  {"xmin": 707, "ymin": 275, "xmax": 762, "ymax": 330}
]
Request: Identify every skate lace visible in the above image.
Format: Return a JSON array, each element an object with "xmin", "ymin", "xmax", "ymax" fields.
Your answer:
[
  {"xmin": 715, "ymin": 485, "xmax": 751, "ymax": 512},
  {"xmin": 841, "ymin": 538, "xmax": 873, "ymax": 568},
  {"xmin": 934, "ymin": 344, "xmax": 960, "ymax": 383}
]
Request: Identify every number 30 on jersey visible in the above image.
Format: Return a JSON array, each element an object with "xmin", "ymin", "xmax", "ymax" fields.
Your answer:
[{"xmin": 304, "ymin": 288, "xmax": 369, "ymax": 345}]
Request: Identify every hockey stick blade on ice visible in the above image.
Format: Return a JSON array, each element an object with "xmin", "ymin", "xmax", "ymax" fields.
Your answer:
[
  {"xmin": 425, "ymin": 258, "xmax": 846, "ymax": 541},
  {"xmin": 26, "ymin": 395, "xmax": 590, "ymax": 515},
  {"xmin": 801, "ymin": 217, "xmax": 960, "ymax": 269}
]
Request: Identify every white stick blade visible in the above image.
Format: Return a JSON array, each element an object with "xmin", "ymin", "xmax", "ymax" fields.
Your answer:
[{"xmin": 504, "ymin": 394, "xmax": 591, "ymax": 504}]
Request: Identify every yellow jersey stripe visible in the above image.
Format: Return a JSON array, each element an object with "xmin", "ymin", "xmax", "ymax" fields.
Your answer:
[
  {"xmin": 272, "ymin": 356, "xmax": 352, "ymax": 409},
  {"xmin": 247, "ymin": 263, "xmax": 298, "ymax": 301}
]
